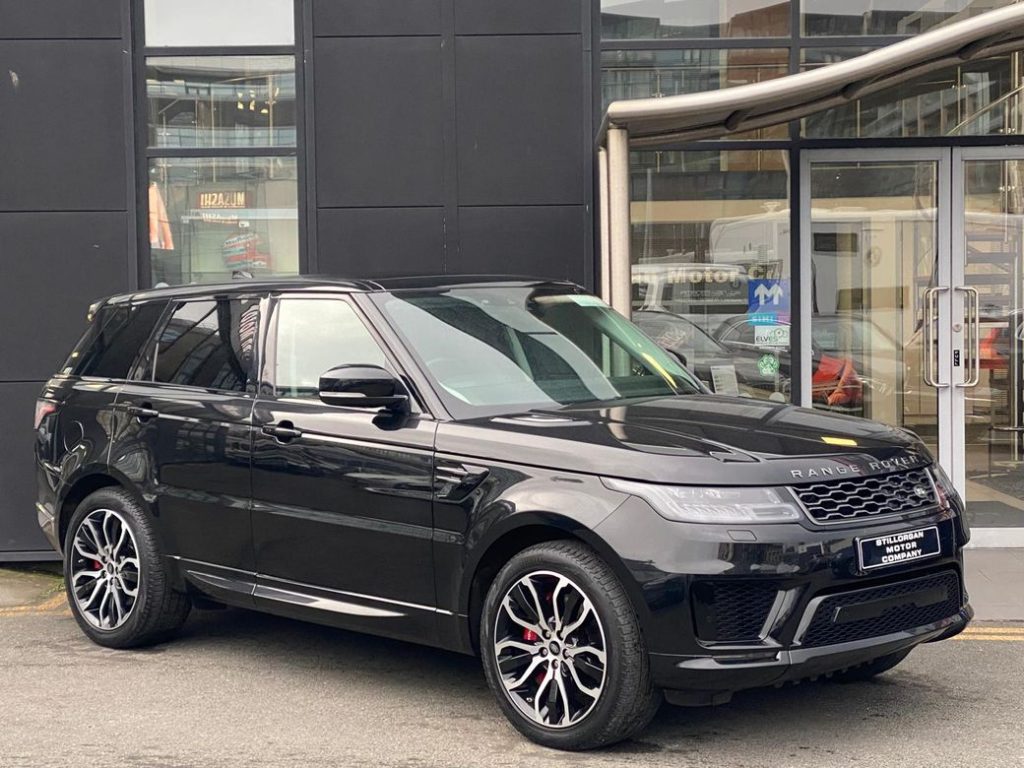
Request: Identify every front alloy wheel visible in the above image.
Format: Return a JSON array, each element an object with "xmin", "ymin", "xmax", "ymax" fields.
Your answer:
[
  {"xmin": 481, "ymin": 541, "xmax": 661, "ymax": 750},
  {"xmin": 493, "ymin": 571, "xmax": 607, "ymax": 728}
]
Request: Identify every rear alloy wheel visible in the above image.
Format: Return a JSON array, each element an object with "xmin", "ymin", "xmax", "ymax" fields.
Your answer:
[
  {"xmin": 69, "ymin": 508, "xmax": 140, "ymax": 630},
  {"xmin": 64, "ymin": 488, "xmax": 190, "ymax": 648},
  {"xmin": 481, "ymin": 541, "xmax": 661, "ymax": 750}
]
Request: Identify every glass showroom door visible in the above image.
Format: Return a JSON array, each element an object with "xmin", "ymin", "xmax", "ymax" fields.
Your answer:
[
  {"xmin": 953, "ymin": 148, "xmax": 1024, "ymax": 540},
  {"xmin": 802, "ymin": 149, "xmax": 951, "ymax": 469},
  {"xmin": 804, "ymin": 148, "xmax": 1024, "ymax": 542}
]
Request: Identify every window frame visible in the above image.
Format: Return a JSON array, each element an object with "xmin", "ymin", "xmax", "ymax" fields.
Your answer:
[
  {"xmin": 134, "ymin": 0, "xmax": 307, "ymax": 289},
  {"xmin": 260, "ymin": 293, "xmax": 428, "ymax": 415}
]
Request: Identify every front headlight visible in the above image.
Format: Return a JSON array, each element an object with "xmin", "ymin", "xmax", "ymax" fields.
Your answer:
[
  {"xmin": 602, "ymin": 478, "xmax": 802, "ymax": 524},
  {"xmin": 928, "ymin": 463, "xmax": 959, "ymax": 510}
]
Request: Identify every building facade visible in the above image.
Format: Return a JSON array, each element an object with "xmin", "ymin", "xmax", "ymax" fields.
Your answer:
[{"xmin": 2, "ymin": 0, "xmax": 1022, "ymax": 556}]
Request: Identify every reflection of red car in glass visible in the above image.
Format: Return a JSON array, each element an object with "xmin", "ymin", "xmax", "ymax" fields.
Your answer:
[
  {"xmin": 977, "ymin": 310, "xmax": 1024, "ymax": 371},
  {"xmin": 713, "ymin": 315, "xmax": 864, "ymax": 412},
  {"xmin": 634, "ymin": 310, "xmax": 863, "ymax": 412},
  {"xmin": 813, "ymin": 354, "xmax": 862, "ymax": 408}
]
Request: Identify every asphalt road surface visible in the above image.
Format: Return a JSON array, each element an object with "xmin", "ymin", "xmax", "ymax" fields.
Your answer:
[{"xmin": 1, "ymin": 583, "xmax": 1021, "ymax": 768}]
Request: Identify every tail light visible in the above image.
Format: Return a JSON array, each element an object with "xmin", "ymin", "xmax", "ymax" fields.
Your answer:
[{"xmin": 34, "ymin": 399, "xmax": 57, "ymax": 430}]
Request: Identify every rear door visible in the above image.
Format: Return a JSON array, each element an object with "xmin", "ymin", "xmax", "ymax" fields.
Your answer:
[
  {"xmin": 250, "ymin": 294, "xmax": 438, "ymax": 642},
  {"xmin": 111, "ymin": 295, "xmax": 261, "ymax": 598}
]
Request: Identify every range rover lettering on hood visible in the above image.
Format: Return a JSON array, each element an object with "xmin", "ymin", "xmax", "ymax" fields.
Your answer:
[{"xmin": 789, "ymin": 453, "xmax": 926, "ymax": 480}]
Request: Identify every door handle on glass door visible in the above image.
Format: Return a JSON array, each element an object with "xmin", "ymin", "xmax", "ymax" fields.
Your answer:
[
  {"xmin": 923, "ymin": 286, "xmax": 949, "ymax": 389},
  {"xmin": 954, "ymin": 286, "xmax": 981, "ymax": 388}
]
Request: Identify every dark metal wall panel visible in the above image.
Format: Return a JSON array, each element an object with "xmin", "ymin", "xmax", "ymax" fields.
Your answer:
[
  {"xmin": 313, "ymin": 0, "xmax": 441, "ymax": 37},
  {"xmin": 0, "ymin": 212, "xmax": 130, "ymax": 380},
  {"xmin": 454, "ymin": 0, "xmax": 581, "ymax": 35},
  {"xmin": 455, "ymin": 35, "xmax": 584, "ymax": 206},
  {"xmin": 0, "ymin": 40, "xmax": 128, "ymax": 211},
  {"xmin": 314, "ymin": 37, "xmax": 444, "ymax": 208},
  {"xmin": 0, "ymin": 381, "xmax": 51, "ymax": 554},
  {"xmin": 455, "ymin": 206, "xmax": 585, "ymax": 282},
  {"xmin": 0, "ymin": 0, "xmax": 122, "ymax": 39},
  {"xmin": 317, "ymin": 207, "xmax": 445, "ymax": 277}
]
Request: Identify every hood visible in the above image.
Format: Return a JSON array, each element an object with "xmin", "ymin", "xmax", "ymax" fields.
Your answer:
[{"xmin": 434, "ymin": 395, "xmax": 931, "ymax": 486}]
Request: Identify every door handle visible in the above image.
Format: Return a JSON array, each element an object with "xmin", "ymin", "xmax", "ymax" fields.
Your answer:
[
  {"xmin": 262, "ymin": 421, "xmax": 303, "ymax": 442},
  {"xmin": 923, "ymin": 286, "xmax": 949, "ymax": 389},
  {"xmin": 126, "ymin": 403, "xmax": 159, "ymax": 421},
  {"xmin": 954, "ymin": 286, "xmax": 981, "ymax": 388}
]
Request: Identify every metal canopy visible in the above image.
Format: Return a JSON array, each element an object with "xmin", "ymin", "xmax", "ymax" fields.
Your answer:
[{"xmin": 600, "ymin": 4, "xmax": 1024, "ymax": 147}]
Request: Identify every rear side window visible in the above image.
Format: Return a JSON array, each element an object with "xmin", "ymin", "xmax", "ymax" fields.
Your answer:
[
  {"xmin": 153, "ymin": 298, "xmax": 260, "ymax": 392},
  {"xmin": 64, "ymin": 302, "xmax": 167, "ymax": 379}
]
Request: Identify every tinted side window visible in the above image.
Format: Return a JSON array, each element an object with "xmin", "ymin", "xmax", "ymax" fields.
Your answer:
[
  {"xmin": 66, "ymin": 302, "xmax": 167, "ymax": 379},
  {"xmin": 154, "ymin": 298, "xmax": 259, "ymax": 392},
  {"xmin": 274, "ymin": 299, "xmax": 386, "ymax": 398}
]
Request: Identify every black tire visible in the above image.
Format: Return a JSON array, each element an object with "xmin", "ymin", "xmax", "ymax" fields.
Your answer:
[
  {"xmin": 480, "ymin": 541, "xmax": 661, "ymax": 750},
  {"xmin": 63, "ymin": 487, "xmax": 190, "ymax": 648},
  {"xmin": 831, "ymin": 648, "xmax": 913, "ymax": 683}
]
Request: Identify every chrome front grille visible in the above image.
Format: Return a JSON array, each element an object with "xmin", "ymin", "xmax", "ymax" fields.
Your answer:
[{"xmin": 791, "ymin": 467, "xmax": 937, "ymax": 524}]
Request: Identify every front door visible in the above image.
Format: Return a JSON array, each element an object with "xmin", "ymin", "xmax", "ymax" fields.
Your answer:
[
  {"xmin": 803, "ymin": 148, "xmax": 1024, "ymax": 543},
  {"xmin": 250, "ymin": 294, "xmax": 439, "ymax": 642}
]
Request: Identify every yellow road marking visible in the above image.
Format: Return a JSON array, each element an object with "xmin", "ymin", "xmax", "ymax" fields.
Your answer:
[
  {"xmin": 955, "ymin": 626, "xmax": 1024, "ymax": 642},
  {"xmin": 0, "ymin": 592, "xmax": 67, "ymax": 617},
  {"xmin": 962, "ymin": 627, "xmax": 1024, "ymax": 634}
]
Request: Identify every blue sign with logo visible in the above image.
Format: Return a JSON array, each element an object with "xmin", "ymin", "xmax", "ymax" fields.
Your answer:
[{"xmin": 748, "ymin": 279, "xmax": 790, "ymax": 314}]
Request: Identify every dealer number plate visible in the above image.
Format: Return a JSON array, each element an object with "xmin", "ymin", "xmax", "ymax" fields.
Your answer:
[{"xmin": 856, "ymin": 526, "xmax": 941, "ymax": 571}]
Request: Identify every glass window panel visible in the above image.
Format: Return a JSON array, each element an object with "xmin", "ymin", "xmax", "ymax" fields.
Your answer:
[
  {"xmin": 148, "ymin": 156, "xmax": 299, "ymax": 286},
  {"xmin": 808, "ymin": 161, "xmax": 939, "ymax": 434},
  {"xmin": 154, "ymin": 298, "xmax": 260, "ymax": 392},
  {"xmin": 147, "ymin": 57, "xmax": 296, "ymax": 149},
  {"xmin": 65, "ymin": 302, "xmax": 167, "ymax": 379},
  {"xmin": 801, "ymin": 0, "xmax": 1013, "ymax": 36},
  {"xmin": 627, "ymin": 149, "xmax": 793, "ymax": 402},
  {"xmin": 601, "ymin": 0, "xmax": 791, "ymax": 39},
  {"xmin": 802, "ymin": 49, "xmax": 1024, "ymax": 138},
  {"xmin": 601, "ymin": 49, "xmax": 790, "ymax": 139},
  {"xmin": 144, "ymin": 0, "xmax": 294, "ymax": 47},
  {"xmin": 274, "ymin": 300, "xmax": 387, "ymax": 399}
]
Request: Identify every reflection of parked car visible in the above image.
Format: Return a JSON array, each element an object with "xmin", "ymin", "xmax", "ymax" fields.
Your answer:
[
  {"xmin": 979, "ymin": 309, "xmax": 1024, "ymax": 371},
  {"xmin": 712, "ymin": 315, "xmax": 863, "ymax": 412},
  {"xmin": 633, "ymin": 310, "xmax": 785, "ymax": 399},
  {"xmin": 635, "ymin": 310, "xmax": 862, "ymax": 412}
]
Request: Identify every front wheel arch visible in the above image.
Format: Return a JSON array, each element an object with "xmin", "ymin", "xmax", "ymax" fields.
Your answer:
[{"xmin": 463, "ymin": 515, "xmax": 653, "ymax": 655}]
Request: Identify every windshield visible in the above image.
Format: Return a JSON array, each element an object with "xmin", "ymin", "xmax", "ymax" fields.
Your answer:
[{"xmin": 373, "ymin": 286, "xmax": 703, "ymax": 418}]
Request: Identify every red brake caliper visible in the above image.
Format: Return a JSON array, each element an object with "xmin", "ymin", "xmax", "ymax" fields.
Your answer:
[
  {"xmin": 522, "ymin": 628, "xmax": 538, "ymax": 642},
  {"xmin": 93, "ymin": 560, "xmax": 103, "ymax": 570}
]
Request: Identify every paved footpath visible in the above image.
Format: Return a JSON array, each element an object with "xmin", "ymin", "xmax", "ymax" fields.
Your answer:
[{"xmin": 0, "ymin": 562, "xmax": 1022, "ymax": 768}]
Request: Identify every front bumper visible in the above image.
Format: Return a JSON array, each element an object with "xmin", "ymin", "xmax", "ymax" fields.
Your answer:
[
  {"xmin": 594, "ymin": 497, "xmax": 971, "ymax": 696},
  {"xmin": 651, "ymin": 604, "xmax": 972, "ymax": 704}
]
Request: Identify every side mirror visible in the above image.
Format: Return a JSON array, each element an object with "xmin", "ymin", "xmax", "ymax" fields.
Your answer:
[{"xmin": 319, "ymin": 365, "xmax": 410, "ymax": 413}]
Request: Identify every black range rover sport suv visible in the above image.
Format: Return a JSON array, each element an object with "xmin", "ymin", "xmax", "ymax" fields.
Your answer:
[{"xmin": 35, "ymin": 277, "xmax": 972, "ymax": 750}]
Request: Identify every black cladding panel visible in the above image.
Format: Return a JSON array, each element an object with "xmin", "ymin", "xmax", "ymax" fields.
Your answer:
[
  {"xmin": 317, "ymin": 207, "xmax": 444, "ymax": 277},
  {"xmin": 455, "ymin": 35, "xmax": 584, "ymax": 206},
  {"xmin": 314, "ymin": 37, "xmax": 444, "ymax": 208},
  {"xmin": 0, "ymin": 381, "xmax": 52, "ymax": 554},
  {"xmin": 454, "ymin": 0, "xmax": 581, "ymax": 35},
  {"xmin": 0, "ymin": 0, "xmax": 122, "ymax": 39},
  {"xmin": 0, "ymin": 40, "xmax": 128, "ymax": 212},
  {"xmin": 454, "ymin": 206, "xmax": 585, "ymax": 282},
  {"xmin": 0, "ymin": 212, "xmax": 130, "ymax": 380},
  {"xmin": 313, "ymin": 0, "xmax": 442, "ymax": 36}
]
